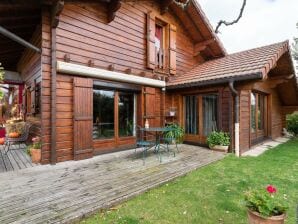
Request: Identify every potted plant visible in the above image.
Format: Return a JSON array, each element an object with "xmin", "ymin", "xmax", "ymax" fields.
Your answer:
[
  {"xmin": 29, "ymin": 136, "xmax": 42, "ymax": 164},
  {"xmin": 164, "ymin": 123, "xmax": 185, "ymax": 144},
  {"xmin": 206, "ymin": 131, "xmax": 230, "ymax": 152},
  {"xmin": 244, "ymin": 185, "xmax": 288, "ymax": 224}
]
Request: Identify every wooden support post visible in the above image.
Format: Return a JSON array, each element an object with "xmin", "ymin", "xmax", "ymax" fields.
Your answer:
[{"xmin": 50, "ymin": 1, "xmax": 64, "ymax": 164}]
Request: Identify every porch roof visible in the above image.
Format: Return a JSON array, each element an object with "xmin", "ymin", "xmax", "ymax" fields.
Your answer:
[{"xmin": 167, "ymin": 41, "xmax": 296, "ymax": 89}]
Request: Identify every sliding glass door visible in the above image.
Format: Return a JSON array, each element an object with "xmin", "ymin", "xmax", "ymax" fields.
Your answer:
[
  {"xmin": 184, "ymin": 93, "xmax": 218, "ymax": 144},
  {"xmin": 93, "ymin": 87, "xmax": 136, "ymax": 142}
]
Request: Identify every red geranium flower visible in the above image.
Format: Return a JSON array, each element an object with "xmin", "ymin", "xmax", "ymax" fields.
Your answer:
[{"xmin": 266, "ymin": 185, "xmax": 277, "ymax": 194}]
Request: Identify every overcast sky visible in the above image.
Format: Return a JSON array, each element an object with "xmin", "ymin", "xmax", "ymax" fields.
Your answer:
[{"xmin": 199, "ymin": 0, "xmax": 298, "ymax": 54}]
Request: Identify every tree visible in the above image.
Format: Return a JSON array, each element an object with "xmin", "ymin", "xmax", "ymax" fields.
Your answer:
[
  {"xmin": 172, "ymin": 0, "xmax": 247, "ymax": 33},
  {"xmin": 292, "ymin": 22, "xmax": 298, "ymax": 69}
]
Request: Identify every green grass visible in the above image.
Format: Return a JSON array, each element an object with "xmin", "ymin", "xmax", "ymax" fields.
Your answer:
[{"xmin": 81, "ymin": 139, "xmax": 298, "ymax": 224}]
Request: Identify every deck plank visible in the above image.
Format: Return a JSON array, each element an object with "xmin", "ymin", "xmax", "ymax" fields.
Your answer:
[
  {"xmin": 0, "ymin": 145, "xmax": 35, "ymax": 173},
  {"xmin": 0, "ymin": 145, "xmax": 225, "ymax": 224}
]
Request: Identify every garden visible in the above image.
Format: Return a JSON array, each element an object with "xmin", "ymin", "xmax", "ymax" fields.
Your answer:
[{"xmin": 80, "ymin": 135, "xmax": 298, "ymax": 224}]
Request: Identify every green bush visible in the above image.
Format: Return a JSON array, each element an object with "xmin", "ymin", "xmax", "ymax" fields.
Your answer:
[
  {"xmin": 286, "ymin": 112, "xmax": 298, "ymax": 135},
  {"xmin": 206, "ymin": 131, "xmax": 230, "ymax": 146}
]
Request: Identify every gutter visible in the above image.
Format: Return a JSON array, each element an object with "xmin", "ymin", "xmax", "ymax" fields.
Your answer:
[{"xmin": 166, "ymin": 72, "xmax": 263, "ymax": 90}]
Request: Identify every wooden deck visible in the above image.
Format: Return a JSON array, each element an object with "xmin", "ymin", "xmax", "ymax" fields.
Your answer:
[
  {"xmin": 0, "ymin": 144, "xmax": 36, "ymax": 173},
  {"xmin": 0, "ymin": 144, "xmax": 225, "ymax": 224}
]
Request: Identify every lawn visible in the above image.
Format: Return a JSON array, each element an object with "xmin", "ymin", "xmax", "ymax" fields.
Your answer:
[{"xmin": 81, "ymin": 138, "xmax": 298, "ymax": 224}]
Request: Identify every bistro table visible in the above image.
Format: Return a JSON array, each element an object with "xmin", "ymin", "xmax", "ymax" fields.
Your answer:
[{"xmin": 140, "ymin": 126, "xmax": 173, "ymax": 158}]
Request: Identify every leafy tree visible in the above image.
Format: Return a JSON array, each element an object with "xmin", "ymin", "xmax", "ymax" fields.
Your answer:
[{"xmin": 292, "ymin": 22, "xmax": 298, "ymax": 69}]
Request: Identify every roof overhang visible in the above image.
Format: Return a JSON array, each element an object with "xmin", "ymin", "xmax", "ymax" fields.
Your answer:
[{"xmin": 166, "ymin": 72, "xmax": 263, "ymax": 90}]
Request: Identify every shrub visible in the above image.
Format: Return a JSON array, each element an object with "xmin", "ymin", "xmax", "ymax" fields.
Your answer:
[
  {"xmin": 206, "ymin": 131, "xmax": 230, "ymax": 146},
  {"xmin": 286, "ymin": 112, "xmax": 298, "ymax": 135}
]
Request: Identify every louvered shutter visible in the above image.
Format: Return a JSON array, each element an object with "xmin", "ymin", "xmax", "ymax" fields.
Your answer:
[
  {"xmin": 169, "ymin": 24, "xmax": 177, "ymax": 75},
  {"xmin": 147, "ymin": 12, "xmax": 155, "ymax": 69}
]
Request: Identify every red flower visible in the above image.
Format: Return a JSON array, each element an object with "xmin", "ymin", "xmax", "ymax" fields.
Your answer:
[{"xmin": 266, "ymin": 185, "xmax": 277, "ymax": 194}]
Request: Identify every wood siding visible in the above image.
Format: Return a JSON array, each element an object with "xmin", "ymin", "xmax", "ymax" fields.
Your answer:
[
  {"xmin": 55, "ymin": 1, "xmax": 198, "ymax": 77},
  {"xmin": 17, "ymin": 24, "xmax": 42, "ymax": 142},
  {"xmin": 238, "ymin": 80, "xmax": 285, "ymax": 154},
  {"xmin": 165, "ymin": 86, "xmax": 231, "ymax": 146}
]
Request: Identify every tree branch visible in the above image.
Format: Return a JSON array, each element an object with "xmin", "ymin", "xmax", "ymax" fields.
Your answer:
[{"xmin": 215, "ymin": 0, "xmax": 246, "ymax": 34}]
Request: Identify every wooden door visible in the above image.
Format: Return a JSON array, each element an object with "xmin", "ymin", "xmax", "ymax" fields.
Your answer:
[{"xmin": 73, "ymin": 77, "xmax": 93, "ymax": 160}]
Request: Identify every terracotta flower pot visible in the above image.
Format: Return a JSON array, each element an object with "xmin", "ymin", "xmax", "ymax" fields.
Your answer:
[
  {"xmin": 210, "ymin": 145, "xmax": 229, "ymax": 153},
  {"xmin": 30, "ymin": 148, "xmax": 41, "ymax": 164},
  {"xmin": 247, "ymin": 209, "xmax": 286, "ymax": 224}
]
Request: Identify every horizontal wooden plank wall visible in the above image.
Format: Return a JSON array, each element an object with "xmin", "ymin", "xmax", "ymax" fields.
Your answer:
[
  {"xmin": 55, "ymin": 1, "xmax": 199, "ymax": 78},
  {"xmin": 238, "ymin": 80, "xmax": 285, "ymax": 154},
  {"xmin": 40, "ymin": 0, "xmax": 212, "ymax": 163},
  {"xmin": 239, "ymin": 90, "xmax": 250, "ymax": 153},
  {"xmin": 165, "ymin": 86, "xmax": 231, "ymax": 145},
  {"xmin": 17, "ymin": 24, "xmax": 42, "ymax": 144}
]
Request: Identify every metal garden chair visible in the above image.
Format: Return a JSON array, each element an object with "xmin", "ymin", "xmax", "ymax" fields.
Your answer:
[
  {"xmin": 136, "ymin": 125, "xmax": 156, "ymax": 165},
  {"xmin": 4, "ymin": 123, "xmax": 31, "ymax": 155}
]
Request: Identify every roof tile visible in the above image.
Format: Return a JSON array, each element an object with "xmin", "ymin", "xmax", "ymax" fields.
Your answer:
[{"xmin": 167, "ymin": 41, "xmax": 290, "ymax": 88}]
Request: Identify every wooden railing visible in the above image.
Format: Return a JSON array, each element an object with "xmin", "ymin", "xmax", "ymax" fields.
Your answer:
[{"xmin": 155, "ymin": 47, "xmax": 166, "ymax": 69}]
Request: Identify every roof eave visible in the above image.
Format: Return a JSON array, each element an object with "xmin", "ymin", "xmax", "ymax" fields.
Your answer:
[{"xmin": 166, "ymin": 72, "xmax": 263, "ymax": 90}]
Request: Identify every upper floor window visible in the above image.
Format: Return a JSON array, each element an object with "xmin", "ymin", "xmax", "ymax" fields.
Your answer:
[
  {"xmin": 155, "ymin": 24, "xmax": 165, "ymax": 69},
  {"xmin": 146, "ymin": 12, "xmax": 177, "ymax": 75}
]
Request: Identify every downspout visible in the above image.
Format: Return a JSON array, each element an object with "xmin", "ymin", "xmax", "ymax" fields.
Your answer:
[{"xmin": 229, "ymin": 80, "xmax": 240, "ymax": 157}]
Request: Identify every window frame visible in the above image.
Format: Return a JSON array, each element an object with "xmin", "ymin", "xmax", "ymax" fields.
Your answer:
[{"xmin": 93, "ymin": 83, "xmax": 138, "ymax": 141}]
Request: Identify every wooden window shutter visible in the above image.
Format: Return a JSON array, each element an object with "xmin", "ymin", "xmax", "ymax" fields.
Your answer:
[
  {"xmin": 144, "ymin": 87, "xmax": 160, "ymax": 127},
  {"xmin": 22, "ymin": 88, "xmax": 27, "ymax": 114},
  {"xmin": 169, "ymin": 24, "xmax": 177, "ymax": 75},
  {"xmin": 147, "ymin": 12, "xmax": 155, "ymax": 69},
  {"xmin": 73, "ymin": 77, "xmax": 93, "ymax": 160}
]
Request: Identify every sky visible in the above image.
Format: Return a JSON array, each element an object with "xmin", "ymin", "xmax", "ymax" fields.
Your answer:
[{"xmin": 199, "ymin": 0, "xmax": 298, "ymax": 54}]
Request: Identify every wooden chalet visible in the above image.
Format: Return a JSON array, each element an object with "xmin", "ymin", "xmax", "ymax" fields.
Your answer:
[{"xmin": 0, "ymin": 0, "xmax": 297, "ymax": 164}]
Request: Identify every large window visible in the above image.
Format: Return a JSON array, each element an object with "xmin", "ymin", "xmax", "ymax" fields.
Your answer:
[
  {"xmin": 93, "ymin": 87, "xmax": 136, "ymax": 140},
  {"xmin": 251, "ymin": 92, "xmax": 266, "ymax": 135},
  {"xmin": 118, "ymin": 92, "xmax": 135, "ymax": 137},
  {"xmin": 250, "ymin": 93, "xmax": 256, "ymax": 133},
  {"xmin": 185, "ymin": 95, "xmax": 198, "ymax": 135},
  {"xmin": 93, "ymin": 90, "xmax": 115, "ymax": 140},
  {"xmin": 203, "ymin": 94, "xmax": 218, "ymax": 136},
  {"xmin": 184, "ymin": 93, "xmax": 218, "ymax": 137},
  {"xmin": 258, "ymin": 94, "xmax": 265, "ymax": 130}
]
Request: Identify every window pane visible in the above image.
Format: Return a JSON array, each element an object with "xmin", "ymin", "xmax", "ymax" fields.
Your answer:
[
  {"xmin": 250, "ymin": 93, "xmax": 256, "ymax": 133},
  {"xmin": 258, "ymin": 94, "xmax": 265, "ymax": 130},
  {"xmin": 185, "ymin": 96, "xmax": 198, "ymax": 135},
  {"xmin": 203, "ymin": 94, "xmax": 218, "ymax": 136},
  {"xmin": 93, "ymin": 89, "xmax": 114, "ymax": 139},
  {"xmin": 119, "ymin": 92, "xmax": 135, "ymax": 137}
]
